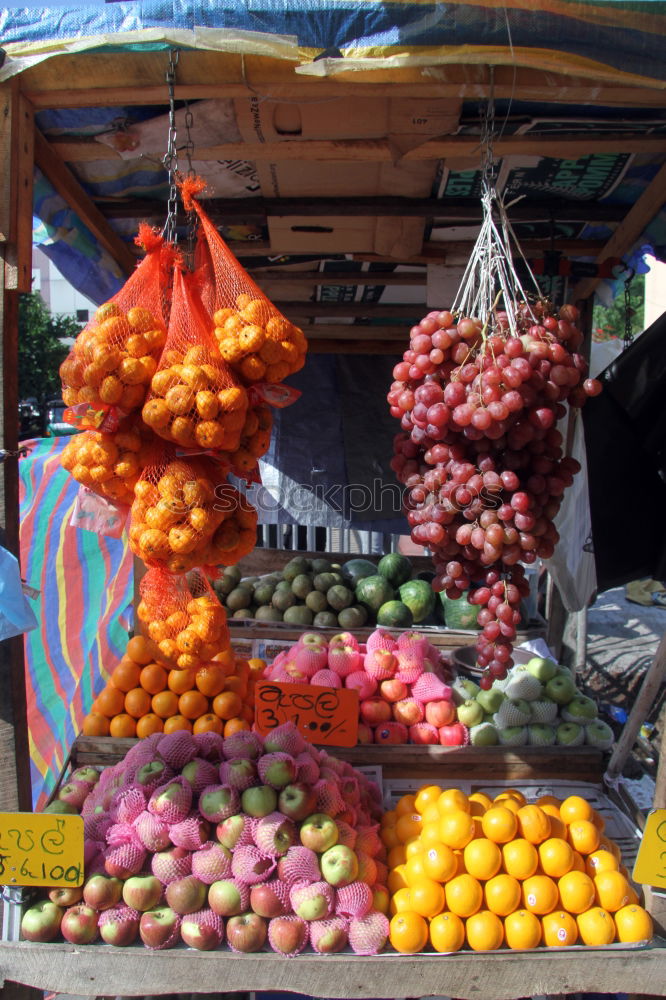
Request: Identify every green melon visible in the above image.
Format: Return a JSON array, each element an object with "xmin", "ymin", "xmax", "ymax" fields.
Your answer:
[
  {"xmin": 377, "ymin": 553, "xmax": 413, "ymax": 588},
  {"xmin": 377, "ymin": 600, "xmax": 414, "ymax": 628},
  {"xmin": 341, "ymin": 559, "xmax": 378, "ymax": 588},
  {"xmin": 398, "ymin": 579, "xmax": 435, "ymax": 623},
  {"xmin": 355, "ymin": 575, "xmax": 395, "ymax": 615}
]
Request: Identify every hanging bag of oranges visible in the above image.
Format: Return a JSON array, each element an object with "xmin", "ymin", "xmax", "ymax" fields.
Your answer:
[
  {"xmin": 180, "ymin": 178, "xmax": 308, "ymax": 387},
  {"xmin": 60, "ymin": 225, "xmax": 174, "ymax": 430},
  {"xmin": 60, "ymin": 416, "xmax": 156, "ymax": 508}
]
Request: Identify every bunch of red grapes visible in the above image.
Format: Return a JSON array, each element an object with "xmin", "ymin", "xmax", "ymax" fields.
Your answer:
[{"xmin": 387, "ymin": 301, "xmax": 601, "ymax": 687}]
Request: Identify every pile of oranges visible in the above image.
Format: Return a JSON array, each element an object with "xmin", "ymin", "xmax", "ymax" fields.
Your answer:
[
  {"xmin": 142, "ymin": 344, "xmax": 249, "ymax": 451},
  {"xmin": 60, "ymin": 424, "xmax": 153, "ymax": 506},
  {"xmin": 60, "ymin": 303, "xmax": 166, "ymax": 413},
  {"xmin": 384, "ymin": 785, "xmax": 652, "ymax": 954},
  {"xmin": 213, "ymin": 294, "xmax": 307, "ymax": 385},
  {"xmin": 81, "ymin": 634, "xmax": 265, "ymax": 740}
]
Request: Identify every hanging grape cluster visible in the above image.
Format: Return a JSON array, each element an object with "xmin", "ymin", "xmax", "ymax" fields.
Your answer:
[{"xmin": 387, "ymin": 301, "xmax": 601, "ymax": 686}]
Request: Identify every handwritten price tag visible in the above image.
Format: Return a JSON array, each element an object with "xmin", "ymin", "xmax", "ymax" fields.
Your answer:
[
  {"xmin": 0, "ymin": 813, "xmax": 84, "ymax": 887},
  {"xmin": 255, "ymin": 681, "xmax": 358, "ymax": 748},
  {"xmin": 633, "ymin": 808, "xmax": 666, "ymax": 887}
]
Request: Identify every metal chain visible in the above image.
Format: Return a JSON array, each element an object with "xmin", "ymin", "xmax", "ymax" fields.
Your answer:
[
  {"xmin": 163, "ymin": 48, "xmax": 180, "ymax": 244},
  {"xmin": 0, "ymin": 447, "xmax": 31, "ymax": 462},
  {"xmin": 182, "ymin": 99, "xmax": 198, "ymax": 263},
  {"xmin": 623, "ymin": 266, "xmax": 636, "ymax": 348}
]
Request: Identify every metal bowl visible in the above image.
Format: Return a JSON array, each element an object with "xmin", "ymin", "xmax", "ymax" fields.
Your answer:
[{"xmin": 451, "ymin": 644, "xmax": 535, "ymax": 677}]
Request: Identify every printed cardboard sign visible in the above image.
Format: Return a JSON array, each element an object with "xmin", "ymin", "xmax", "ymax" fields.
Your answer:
[
  {"xmin": 0, "ymin": 813, "xmax": 84, "ymax": 887},
  {"xmin": 633, "ymin": 808, "xmax": 666, "ymax": 888},
  {"xmin": 255, "ymin": 681, "xmax": 359, "ymax": 748}
]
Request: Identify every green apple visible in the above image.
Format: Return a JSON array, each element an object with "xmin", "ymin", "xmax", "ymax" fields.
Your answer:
[
  {"xmin": 562, "ymin": 695, "xmax": 598, "ymax": 722},
  {"xmin": 545, "ymin": 673, "xmax": 577, "ymax": 705},
  {"xmin": 556, "ymin": 722, "xmax": 584, "ymax": 746},
  {"xmin": 456, "ymin": 699, "xmax": 484, "ymax": 728},
  {"xmin": 525, "ymin": 656, "xmax": 558, "ymax": 683},
  {"xmin": 476, "ymin": 687, "xmax": 505, "ymax": 715}
]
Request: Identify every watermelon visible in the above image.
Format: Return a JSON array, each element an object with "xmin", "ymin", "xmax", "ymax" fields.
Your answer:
[
  {"xmin": 341, "ymin": 558, "xmax": 378, "ymax": 588},
  {"xmin": 398, "ymin": 579, "xmax": 435, "ymax": 623},
  {"xmin": 377, "ymin": 553, "xmax": 413, "ymax": 588},
  {"xmin": 377, "ymin": 601, "xmax": 414, "ymax": 628},
  {"xmin": 355, "ymin": 575, "xmax": 395, "ymax": 614},
  {"xmin": 439, "ymin": 591, "xmax": 480, "ymax": 630}
]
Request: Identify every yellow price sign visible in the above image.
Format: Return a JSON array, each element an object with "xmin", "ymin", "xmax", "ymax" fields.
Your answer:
[
  {"xmin": 632, "ymin": 808, "xmax": 666, "ymax": 887},
  {"xmin": 0, "ymin": 813, "xmax": 84, "ymax": 887}
]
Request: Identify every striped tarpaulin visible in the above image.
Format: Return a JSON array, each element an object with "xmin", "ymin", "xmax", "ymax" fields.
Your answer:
[{"xmin": 18, "ymin": 437, "xmax": 133, "ymax": 808}]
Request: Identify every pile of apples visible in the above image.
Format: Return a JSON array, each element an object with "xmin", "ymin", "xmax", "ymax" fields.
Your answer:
[
  {"xmin": 262, "ymin": 629, "xmax": 458, "ymax": 747},
  {"xmin": 23, "ymin": 724, "xmax": 391, "ymax": 956}
]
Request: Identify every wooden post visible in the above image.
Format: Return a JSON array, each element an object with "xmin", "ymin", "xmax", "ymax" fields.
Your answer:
[{"xmin": 606, "ymin": 632, "xmax": 666, "ymax": 782}]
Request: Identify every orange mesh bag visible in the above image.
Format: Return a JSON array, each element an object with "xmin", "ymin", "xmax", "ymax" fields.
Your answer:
[
  {"xmin": 200, "ymin": 481, "xmax": 258, "ymax": 567},
  {"xmin": 59, "ymin": 226, "xmax": 172, "ymax": 426},
  {"xmin": 181, "ymin": 178, "xmax": 308, "ymax": 385},
  {"xmin": 217, "ymin": 403, "xmax": 273, "ymax": 483},
  {"xmin": 129, "ymin": 449, "xmax": 228, "ymax": 574},
  {"xmin": 60, "ymin": 417, "xmax": 156, "ymax": 506},
  {"xmin": 136, "ymin": 567, "xmax": 229, "ymax": 670},
  {"xmin": 142, "ymin": 266, "xmax": 249, "ymax": 452}
]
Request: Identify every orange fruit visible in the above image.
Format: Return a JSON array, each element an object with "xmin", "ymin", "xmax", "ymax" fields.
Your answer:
[
  {"xmin": 192, "ymin": 714, "xmax": 224, "ymax": 735},
  {"xmin": 482, "ymin": 806, "xmax": 518, "ymax": 844},
  {"xmin": 381, "ymin": 810, "xmax": 398, "ymax": 829},
  {"xmin": 484, "ymin": 873, "xmax": 521, "ymax": 917},
  {"xmin": 415, "ymin": 785, "xmax": 443, "ymax": 813},
  {"xmin": 396, "ymin": 794, "xmax": 417, "ymax": 817},
  {"xmin": 139, "ymin": 663, "xmax": 168, "ymax": 695},
  {"xmin": 422, "ymin": 842, "xmax": 457, "ymax": 883},
  {"xmin": 501, "ymin": 839, "xmax": 539, "ymax": 880},
  {"xmin": 591, "ymin": 809, "xmax": 606, "ymax": 833},
  {"xmin": 536, "ymin": 795, "xmax": 562, "ymax": 808},
  {"xmin": 465, "ymin": 909, "xmax": 504, "ymax": 951},
  {"xmin": 151, "ymin": 689, "xmax": 180, "ymax": 719},
  {"xmin": 391, "ymin": 888, "xmax": 413, "ymax": 915},
  {"xmin": 438, "ymin": 810, "xmax": 475, "ymax": 850},
  {"xmin": 224, "ymin": 718, "xmax": 250, "ymax": 737},
  {"xmin": 94, "ymin": 685, "xmax": 126, "ymax": 718},
  {"xmin": 614, "ymin": 904, "xmax": 653, "ymax": 944},
  {"xmin": 195, "ymin": 664, "xmax": 226, "ymax": 697},
  {"xmin": 82, "ymin": 712, "xmax": 110, "ymax": 737},
  {"xmin": 560, "ymin": 794, "xmax": 594, "ymax": 825},
  {"xmin": 497, "ymin": 797, "xmax": 521, "ymax": 815},
  {"xmin": 494, "ymin": 789, "xmax": 527, "ymax": 807},
  {"xmin": 404, "ymin": 854, "xmax": 427, "ymax": 886},
  {"xmin": 538, "ymin": 838, "xmax": 575, "ymax": 878},
  {"xmin": 389, "ymin": 912, "xmax": 428, "ymax": 954},
  {"xmin": 111, "ymin": 657, "xmax": 142, "ymax": 692},
  {"xmin": 463, "ymin": 838, "xmax": 502, "ymax": 881},
  {"xmin": 124, "ymin": 687, "xmax": 152, "ymax": 719},
  {"xmin": 522, "ymin": 874, "xmax": 559, "ymax": 915},
  {"xmin": 585, "ymin": 849, "xmax": 619, "ymax": 879},
  {"xmin": 444, "ymin": 874, "xmax": 483, "ymax": 918},
  {"xmin": 224, "ymin": 675, "xmax": 248, "ymax": 698},
  {"xmin": 421, "ymin": 821, "xmax": 443, "ymax": 849},
  {"xmin": 213, "ymin": 690, "xmax": 243, "ymax": 721},
  {"xmin": 568, "ymin": 819, "xmax": 600, "ymax": 856},
  {"xmin": 516, "ymin": 805, "xmax": 551, "ymax": 845},
  {"xmin": 405, "ymin": 840, "xmax": 423, "ymax": 860},
  {"xmin": 136, "ymin": 713, "xmax": 164, "ymax": 738},
  {"xmin": 409, "ymin": 877, "xmax": 446, "ymax": 919},
  {"xmin": 387, "ymin": 846, "xmax": 407, "ymax": 870},
  {"xmin": 168, "ymin": 667, "xmax": 197, "ymax": 695},
  {"xmin": 594, "ymin": 870, "xmax": 633, "ymax": 912},
  {"xmin": 429, "ymin": 911, "xmax": 465, "ymax": 953},
  {"xmin": 109, "ymin": 713, "xmax": 137, "ymax": 738},
  {"xmin": 437, "ymin": 789, "xmax": 470, "ymax": 814},
  {"xmin": 468, "ymin": 791, "xmax": 493, "ymax": 812},
  {"xmin": 576, "ymin": 906, "xmax": 615, "ymax": 946},
  {"xmin": 598, "ymin": 835, "xmax": 622, "ymax": 862},
  {"xmin": 387, "ymin": 865, "xmax": 409, "ymax": 895},
  {"xmin": 179, "ymin": 689, "xmax": 210, "ymax": 720},
  {"xmin": 570, "ymin": 850, "xmax": 587, "ymax": 873},
  {"xmin": 540, "ymin": 804, "xmax": 567, "ymax": 840},
  {"xmin": 126, "ymin": 635, "xmax": 153, "ymax": 665},
  {"xmin": 541, "ymin": 910, "xmax": 579, "ymax": 947},
  {"xmin": 557, "ymin": 870, "xmax": 596, "ymax": 914},
  {"xmin": 381, "ymin": 827, "xmax": 400, "ymax": 851},
  {"xmin": 163, "ymin": 714, "xmax": 193, "ymax": 734},
  {"xmin": 504, "ymin": 909, "xmax": 542, "ymax": 950},
  {"xmin": 396, "ymin": 813, "xmax": 424, "ymax": 844}
]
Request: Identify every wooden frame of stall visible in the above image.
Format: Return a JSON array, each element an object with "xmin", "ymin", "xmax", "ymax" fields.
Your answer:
[{"xmin": 2, "ymin": 48, "xmax": 666, "ymax": 1000}]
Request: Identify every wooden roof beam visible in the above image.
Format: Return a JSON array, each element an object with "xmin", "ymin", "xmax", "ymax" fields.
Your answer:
[
  {"xmin": 33, "ymin": 128, "xmax": 136, "ymax": 278},
  {"xmin": 573, "ymin": 160, "xmax": 666, "ymax": 300}
]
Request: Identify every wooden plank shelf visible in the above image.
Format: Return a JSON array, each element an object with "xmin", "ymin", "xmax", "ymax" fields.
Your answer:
[{"xmin": 0, "ymin": 939, "xmax": 664, "ymax": 999}]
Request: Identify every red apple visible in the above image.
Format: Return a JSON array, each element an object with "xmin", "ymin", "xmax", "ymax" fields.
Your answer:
[
  {"xmin": 299, "ymin": 813, "xmax": 339, "ymax": 853},
  {"xmin": 392, "ymin": 698, "xmax": 424, "ymax": 726},
  {"xmin": 216, "ymin": 813, "xmax": 252, "ymax": 850},
  {"xmin": 208, "ymin": 879, "xmax": 247, "ymax": 917},
  {"xmin": 165, "ymin": 875, "xmax": 207, "ymax": 915},
  {"xmin": 409, "ymin": 723, "xmax": 439, "ymax": 745},
  {"xmin": 278, "ymin": 782, "xmax": 318, "ymax": 822},
  {"xmin": 122, "ymin": 874, "xmax": 163, "ymax": 912},
  {"xmin": 360, "ymin": 697, "xmax": 392, "ymax": 726},
  {"xmin": 61, "ymin": 903, "xmax": 99, "ymax": 944},
  {"xmin": 379, "ymin": 678, "xmax": 408, "ymax": 703},
  {"xmin": 47, "ymin": 886, "xmax": 83, "ymax": 907},
  {"xmin": 357, "ymin": 724, "xmax": 374, "ymax": 744},
  {"xmin": 83, "ymin": 874, "xmax": 123, "ymax": 911},
  {"xmin": 250, "ymin": 882, "xmax": 289, "ymax": 918},
  {"xmin": 320, "ymin": 845, "xmax": 359, "ymax": 887},
  {"xmin": 372, "ymin": 885, "xmax": 390, "ymax": 914},
  {"xmin": 180, "ymin": 909, "xmax": 224, "ymax": 950},
  {"xmin": 70, "ymin": 766, "xmax": 100, "ymax": 787},
  {"xmin": 241, "ymin": 785, "xmax": 278, "ymax": 818},
  {"xmin": 57, "ymin": 780, "xmax": 90, "ymax": 811},
  {"xmin": 21, "ymin": 900, "xmax": 63, "ymax": 942},
  {"xmin": 425, "ymin": 699, "xmax": 456, "ymax": 727},
  {"xmin": 226, "ymin": 911, "xmax": 267, "ymax": 953},
  {"xmin": 98, "ymin": 904, "xmax": 141, "ymax": 946},
  {"xmin": 439, "ymin": 722, "xmax": 468, "ymax": 746},
  {"xmin": 268, "ymin": 915, "xmax": 308, "ymax": 955},
  {"xmin": 139, "ymin": 906, "xmax": 181, "ymax": 949}
]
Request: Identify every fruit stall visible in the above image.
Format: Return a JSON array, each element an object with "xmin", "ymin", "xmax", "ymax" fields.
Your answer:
[{"xmin": 1, "ymin": 2, "xmax": 666, "ymax": 998}]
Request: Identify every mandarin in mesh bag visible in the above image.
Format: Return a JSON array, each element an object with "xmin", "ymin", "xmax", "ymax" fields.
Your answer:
[
  {"xmin": 129, "ymin": 451, "xmax": 227, "ymax": 573},
  {"xmin": 220, "ymin": 403, "xmax": 273, "ymax": 481},
  {"xmin": 60, "ymin": 419, "xmax": 155, "ymax": 506},
  {"xmin": 181, "ymin": 179, "xmax": 307, "ymax": 384},
  {"xmin": 59, "ymin": 225, "xmax": 171, "ymax": 415},
  {"xmin": 136, "ymin": 567, "xmax": 229, "ymax": 670},
  {"xmin": 200, "ymin": 481, "xmax": 258, "ymax": 567},
  {"xmin": 142, "ymin": 267, "xmax": 249, "ymax": 451}
]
